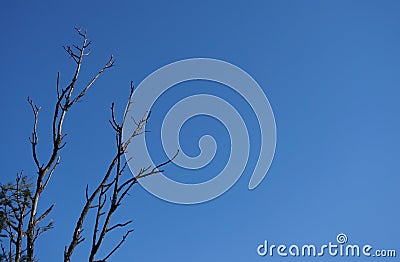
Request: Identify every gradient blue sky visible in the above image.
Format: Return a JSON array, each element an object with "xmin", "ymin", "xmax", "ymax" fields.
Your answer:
[{"xmin": 1, "ymin": 1, "xmax": 399, "ymax": 261}]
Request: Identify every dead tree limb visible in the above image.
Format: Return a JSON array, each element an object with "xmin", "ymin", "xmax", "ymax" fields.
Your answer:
[
  {"xmin": 64, "ymin": 82, "xmax": 175, "ymax": 262},
  {"xmin": 25, "ymin": 27, "xmax": 114, "ymax": 262}
]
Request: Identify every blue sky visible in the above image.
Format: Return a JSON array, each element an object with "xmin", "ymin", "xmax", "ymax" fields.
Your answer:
[{"xmin": 1, "ymin": 0, "xmax": 400, "ymax": 261}]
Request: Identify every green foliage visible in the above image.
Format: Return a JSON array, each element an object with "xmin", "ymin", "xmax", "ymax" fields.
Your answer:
[{"xmin": 0, "ymin": 174, "xmax": 35, "ymax": 261}]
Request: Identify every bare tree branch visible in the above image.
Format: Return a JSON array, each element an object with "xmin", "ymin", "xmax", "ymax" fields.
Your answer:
[
  {"xmin": 97, "ymin": 229, "xmax": 134, "ymax": 262},
  {"xmin": 25, "ymin": 28, "xmax": 114, "ymax": 262},
  {"xmin": 65, "ymin": 81, "xmax": 175, "ymax": 262}
]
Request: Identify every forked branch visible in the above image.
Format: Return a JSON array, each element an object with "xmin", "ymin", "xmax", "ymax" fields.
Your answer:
[{"xmin": 64, "ymin": 83, "xmax": 176, "ymax": 262}]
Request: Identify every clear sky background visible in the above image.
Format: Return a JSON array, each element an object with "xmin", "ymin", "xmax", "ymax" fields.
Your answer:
[{"xmin": 1, "ymin": 1, "xmax": 399, "ymax": 261}]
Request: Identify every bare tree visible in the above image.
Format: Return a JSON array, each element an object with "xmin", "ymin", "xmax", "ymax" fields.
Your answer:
[{"xmin": 0, "ymin": 28, "xmax": 174, "ymax": 262}]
